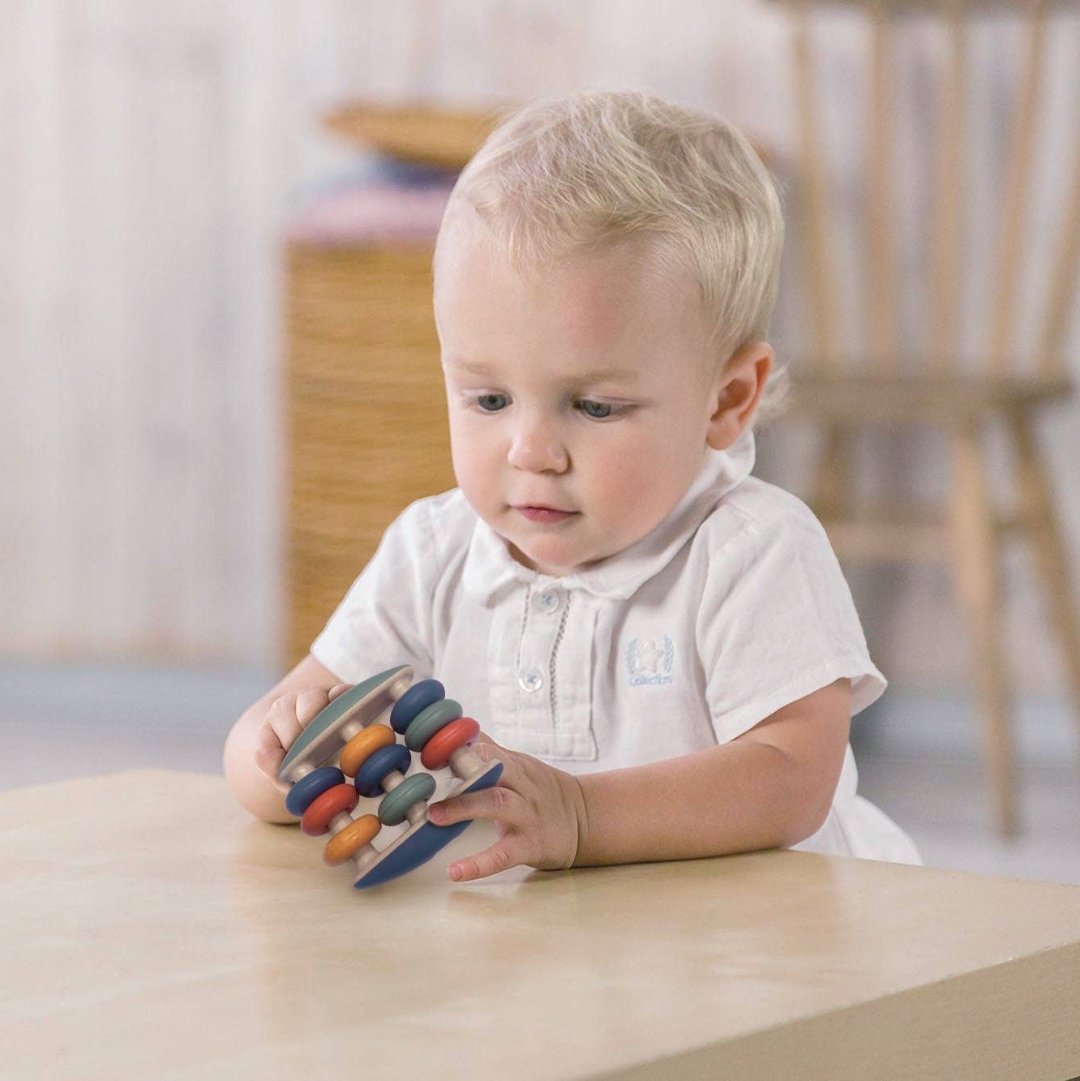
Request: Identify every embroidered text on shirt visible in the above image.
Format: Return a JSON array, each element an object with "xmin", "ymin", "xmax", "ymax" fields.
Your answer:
[{"xmin": 625, "ymin": 635, "xmax": 674, "ymax": 686}]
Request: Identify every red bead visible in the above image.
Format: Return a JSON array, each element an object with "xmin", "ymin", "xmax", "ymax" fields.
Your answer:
[
  {"xmin": 301, "ymin": 783, "xmax": 360, "ymax": 836},
  {"xmin": 421, "ymin": 716, "xmax": 480, "ymax": 770}
]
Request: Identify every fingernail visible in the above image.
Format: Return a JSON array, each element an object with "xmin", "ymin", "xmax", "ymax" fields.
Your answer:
[
  {"xmin": 449, "ymin": 864, "xmax": 463, "ymax": 881},
  {"xmin": 429, "ymin": 804, "xmax": 445, "ymax": 824}
]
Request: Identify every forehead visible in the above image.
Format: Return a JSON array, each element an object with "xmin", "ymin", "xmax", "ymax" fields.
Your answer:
[{"xmin": 434, "ymin": 213, "xmax": 706, "ymax": 359}]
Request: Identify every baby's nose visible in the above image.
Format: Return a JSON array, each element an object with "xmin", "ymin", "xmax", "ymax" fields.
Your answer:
[{"xmin": 507, "ymin": 420, "xmax": 569, "ymax": 473}]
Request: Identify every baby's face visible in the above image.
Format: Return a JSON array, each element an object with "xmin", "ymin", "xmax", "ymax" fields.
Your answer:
[{"xmin": 435, "ymin": 218, "xmax": 725, "ymax": 576}]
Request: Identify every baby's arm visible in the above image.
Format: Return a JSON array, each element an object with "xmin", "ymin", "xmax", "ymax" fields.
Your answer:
[
  {"xmin": 223, "ymin": 654, "xmax": 351, "ymax": 823},
  {"xmin": 429, "ymin": 679, "xmax": 851, "ymax": 882}
]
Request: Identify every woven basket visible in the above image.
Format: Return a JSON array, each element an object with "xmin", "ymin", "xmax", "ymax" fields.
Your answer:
[
  {"xmin": 323, "ymin": 102, "xmax": 501, "ymax": 171},
  {"xmin": 284, "ymin": 243, "xmax": 457, "ymax": 666}
]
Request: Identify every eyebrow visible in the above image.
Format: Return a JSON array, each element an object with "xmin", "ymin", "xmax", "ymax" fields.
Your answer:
[
  {"xmin": 444, "ymin": 357, "xmax": 641, "ymax": 384},
  {"xmin": 442, "ymin": 358, "xmax": 496, "ymax": 376}
]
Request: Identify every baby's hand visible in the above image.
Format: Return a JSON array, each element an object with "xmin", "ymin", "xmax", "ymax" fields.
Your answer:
[
  {"xmin": 253, "ymin": 684, "xmax": 353, "ymax": 784},
  {"xmin": 427, "ymin": 738, "xmax": 588, "ymax": 883}
]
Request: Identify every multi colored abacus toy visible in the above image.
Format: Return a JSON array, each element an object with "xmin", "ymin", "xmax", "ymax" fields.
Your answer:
[{"xmin": 276, "ymin": 664, "xmax": 503, "ymax": 889}]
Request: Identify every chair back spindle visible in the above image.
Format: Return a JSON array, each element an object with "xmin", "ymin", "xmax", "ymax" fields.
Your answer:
[
  {"xmin": 929, "ymin": 0, "xmax": 968, "ymax": 372},
  {"xmin": 866, "ymin": 3, "xmax": 901, "ymax": 370},
  {"xmin": 794, "ymin": 1, "xmax": 844, "ymax": 365},
  {"xmin": 987, "ymin": 0, "xmax": 1048, "ymax": 373},
  {"xmin": 1039, "ymin": 132, "xmax": 1080, "ymax": 373}
]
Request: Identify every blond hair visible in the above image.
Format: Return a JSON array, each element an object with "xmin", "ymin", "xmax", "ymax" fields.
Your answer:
[{"xmin": 435, "ymin": 89, "xmax": 787, "ymax": 417}]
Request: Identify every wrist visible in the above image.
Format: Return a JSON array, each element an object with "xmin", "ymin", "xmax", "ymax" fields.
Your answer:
[{"xmin": 565, "ymin": 771, "xmax": 592, "ymax": 867}]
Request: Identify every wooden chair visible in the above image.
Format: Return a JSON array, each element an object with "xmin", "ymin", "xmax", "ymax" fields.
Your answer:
[{"xmin": 776, "ymin": 0, "xmax": 1080, "ymax": 835}]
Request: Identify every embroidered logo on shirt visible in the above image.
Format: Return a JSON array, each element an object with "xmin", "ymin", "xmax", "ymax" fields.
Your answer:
[{"xmin": 626, "ymin": 636, "xmax": 674, "ymax": 686}]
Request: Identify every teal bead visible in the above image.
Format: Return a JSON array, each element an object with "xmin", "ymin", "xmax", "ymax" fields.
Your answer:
[
  {"xmin": 404, "ymin": 699, "xmax": 463, "ymax": 752},
  {"xmin": 378, "ymin": 773, "xmax": 437, "ymax": 826}
]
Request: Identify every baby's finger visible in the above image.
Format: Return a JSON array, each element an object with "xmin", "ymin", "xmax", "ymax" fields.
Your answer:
[
  {"xmin": 328, "ymin": 683, "xmax": 352, "ymax": 701},
  {"xmin": 295, "ymin": 687, "xmax": 335, "ymax": 726},
  {"xmin": 266, "ymin": 705, "xmax": 303, "ymax": 751},
  {"xmin": 448, "ymin": 840, "xmax": 521, "ymax": 883},
  {"xmin": 429, "ymin": 783, "xmax": 518, "ymax": 828},
  {"xmin": 253, "ymin": 730, "xmax": 287, "ymax": 781}
]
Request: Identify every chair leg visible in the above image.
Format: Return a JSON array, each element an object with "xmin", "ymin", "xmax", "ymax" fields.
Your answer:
[
  {"xmin": 947, "ymin": 423, "xmax": 1017, "ymax": 837},
  {"xmin": 1008, "ymin": 412, "xmax": 1080, "ymax": 747}
]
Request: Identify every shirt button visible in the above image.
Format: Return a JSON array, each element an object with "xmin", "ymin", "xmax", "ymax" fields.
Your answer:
[
  {"xmin": 518, "ymin": 666, "xmax": 544, "ymax": 693},
  {"xmin": 535, "ymin": 589, "xmax": 562, "ymax": 614}
]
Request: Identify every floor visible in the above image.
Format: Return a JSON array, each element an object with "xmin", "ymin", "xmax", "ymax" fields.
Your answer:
[{"xmin": 3, "ymin": 660, "xmax": 1079, "ymax": 886}]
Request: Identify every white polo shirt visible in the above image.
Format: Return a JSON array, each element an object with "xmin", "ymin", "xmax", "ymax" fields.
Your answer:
[{"xmin": 312, "ymin": 431, "xmax": 920, "ymax": 864}]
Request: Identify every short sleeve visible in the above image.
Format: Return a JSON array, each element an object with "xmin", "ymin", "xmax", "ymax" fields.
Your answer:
[
  {"xmin": 696, "ymin": 494, "xmax": 886, "ymax": 744},
  {"xmin": 310, "ymin": 499, "xmax": 442, "ymax": 683}
]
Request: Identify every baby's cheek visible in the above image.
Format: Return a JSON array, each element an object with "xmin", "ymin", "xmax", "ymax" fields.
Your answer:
[{"xmin": 592, "ymin": 449, "xmax": 674, "ymax": 533}]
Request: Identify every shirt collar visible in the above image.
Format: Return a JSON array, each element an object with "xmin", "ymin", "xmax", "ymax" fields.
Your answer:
[{"xmin": 461, "ymin": 428, "xmax": 756, "ymax": 604}]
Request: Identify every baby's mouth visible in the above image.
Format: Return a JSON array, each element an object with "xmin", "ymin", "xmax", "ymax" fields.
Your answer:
[{"xmin": 513, "ymin": 505, "xmax": 578, "ymax": 524}]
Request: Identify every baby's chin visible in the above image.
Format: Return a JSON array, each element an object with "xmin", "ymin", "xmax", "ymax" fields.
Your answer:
[{"xmin": 504, "ymin": 537, "xmax": 621, "ymax": 578}]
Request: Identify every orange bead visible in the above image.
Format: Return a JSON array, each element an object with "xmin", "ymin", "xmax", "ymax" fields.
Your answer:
[
  {"xmin": 339, "ymin": 724, "xmax": 396, "ymax": 778},
  {"xmin": 323, "ymin": 814, "xmax": 381, "ymax": 866},
  {"xmin": 421, "ymin": 715, "xmax": 480, "ymax": 770},
  {"xmin": 301, "ymin": 783, "xmax": 359, "ymax": 836}
]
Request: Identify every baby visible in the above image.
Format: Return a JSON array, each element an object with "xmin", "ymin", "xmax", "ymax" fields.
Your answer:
[{"xmin": 224, "ymin": 89, "xmax": 919, "ymax": 881}]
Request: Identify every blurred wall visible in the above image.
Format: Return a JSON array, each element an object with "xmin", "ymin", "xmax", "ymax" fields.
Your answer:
[{"xmin": 2, "ymin": 0, "xmax": 1078, "ymax": 691}]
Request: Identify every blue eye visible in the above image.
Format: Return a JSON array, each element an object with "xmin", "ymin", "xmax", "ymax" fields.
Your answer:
[
  {"xmin": 476, "ymin": 393, "xmax": 509, "ymax": 412},
  {"xmin": 577, "ymin": 399, "xmax": 615, "ymax": 419}
]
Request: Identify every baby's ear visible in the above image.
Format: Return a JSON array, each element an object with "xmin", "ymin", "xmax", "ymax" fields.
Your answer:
[{"xmin": 706, "ymin": 341, "xmax": 773, "ymax": 450}]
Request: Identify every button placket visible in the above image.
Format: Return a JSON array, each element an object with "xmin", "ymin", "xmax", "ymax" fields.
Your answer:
[
  {"xmin": 514, "ymin": 584, "xmax": 569, "ymax": 737},
  {"xmin": 548, "ymin": 598, "xmax": 598, "ymax": 760},
  {"xmin": 516, "ymin": 585, "xmax": 563, "ymax": 699}
]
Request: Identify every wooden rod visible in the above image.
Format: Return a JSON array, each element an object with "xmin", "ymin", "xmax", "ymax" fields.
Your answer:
[
  {"xmin": 793, "ymin": 1, "xmax": 842, "ymax": 363},
  {"xmin": 1037, "ymin": 128, "xmax": 1080, "ymax": 373},
  {"xmin": 865, "ymin": 3, "xmax": 899, "ymax": 370},
  {"xmin": 987, "ymin": 0, "xmax": 1047, "ymax": 373},
  {"xmin": 929, "ymin": 0, "xmax": 968, "ymax": 373}
]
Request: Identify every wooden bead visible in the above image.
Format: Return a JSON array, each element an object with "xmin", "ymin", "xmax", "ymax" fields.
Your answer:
[
  {"xmin": 301, "ymin": 783, "xmax": 359, "ymax": 836},
  {"xmin": 323, "ymin": 814, "xmax": 381, "ymax": 866},
  {"xmin": 421, "ymin": 716, "xmax": 480, "ymax": 771},
  {"xmin": 339, "ymin": 724, "xmax": 395, "ymax": 778}
]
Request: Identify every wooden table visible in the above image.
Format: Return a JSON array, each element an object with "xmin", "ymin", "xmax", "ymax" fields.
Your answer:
[{"xmin": 4, "ymin": 770, "xmax": 1080, "ymax": 1080}]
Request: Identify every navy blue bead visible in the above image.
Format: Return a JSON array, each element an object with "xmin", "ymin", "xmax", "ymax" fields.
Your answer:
[
  {"xmin": 285, "ymin": 766, "xmax": 344, "ymax": 817},
  {"xmin": 354, "ymin": 742, "xmax": 412, "ymax": 798},
  {"xmin": 389, "ymin": 679, "xmax": 445, "ymax": 734}
]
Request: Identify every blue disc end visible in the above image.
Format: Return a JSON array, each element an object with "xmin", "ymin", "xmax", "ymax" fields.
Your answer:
[
  {"xmin": 353, "ymin": 762, "xmax": 504, "ymax": 890},
  {"xmin": 353, "ymin": 820, "xmax": 471, "ymax": 889}
]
